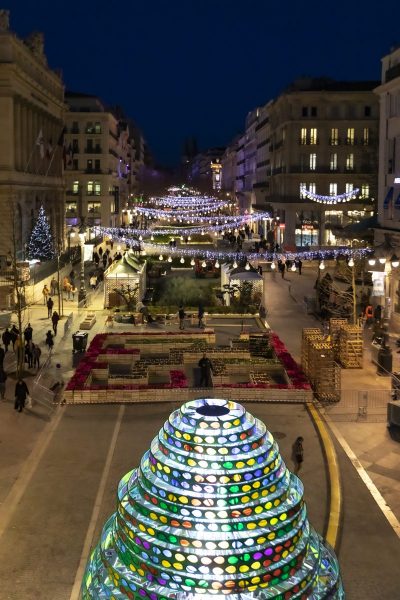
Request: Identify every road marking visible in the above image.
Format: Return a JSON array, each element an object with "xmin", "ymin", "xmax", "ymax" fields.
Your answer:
[
  {"xmin": 324, "ymin": 413, "xmax": 400, "ymax": 540},
  {"xmin": 0, "ymin": 406, "xmax": 64, "ymax": 539},
  {"xmin": 69, "ymin": 404, "xmax": 125, "ymax": 600},
  {"xmin": 307, "ymin": 403, "xmax": 342, "ymax": 550}
]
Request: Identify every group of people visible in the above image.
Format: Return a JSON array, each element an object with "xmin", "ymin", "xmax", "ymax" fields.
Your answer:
[
  {"xmin": 277, "ymin": 257, "xmax": 303, "ymax": 278},
  {"xmin": 2, "ymin": 324, "xmax": 42, "ymax": 372}
]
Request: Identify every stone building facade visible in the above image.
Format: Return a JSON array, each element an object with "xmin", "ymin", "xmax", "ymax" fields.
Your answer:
[{"xmin": 0, "ymin": 12, "xmax": 65, "ymax": 257}]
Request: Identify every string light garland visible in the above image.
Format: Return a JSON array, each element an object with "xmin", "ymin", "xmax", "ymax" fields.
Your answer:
[{"xmin": 300, "ymin": 187, "xmax": 360, "ymax": 204}]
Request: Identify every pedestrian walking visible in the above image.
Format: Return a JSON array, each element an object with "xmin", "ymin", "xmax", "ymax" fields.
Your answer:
[
  {"xmin": 198, "ymin": 304, "xmax": 205, "ymax": 328},
  {"xmin": 198, "ymin": 353, "xmax": 214, "ymax": 387},
  {"xmin": 50, "ymin": 277, "xmax": 58, "ymax": 296},
  {"xmin": 25, "ymin": 340, "xmax": 34, "ymax": 368},
  {"xmin": 23, "ymin": 322, "xmax": 33, "ymax": 342},
  {"xmin": 364, "ymin": 304, "xmax": 374, "ymax": 328},
  {"xmin": 2, "ymin": 327, "xmax": 11, "ymax": 352},
  {"xmin": 42, "ymin": 284, "xmax": 50, "ymax": 304},
  {"xmin": 69, "ymin": 269, "xmax": 76, "ymax": 285},
  {"xmin": 102, "ymin": 254, "xmax": 107, "ymax": 269},
  {"xmin": 47, "ymin": 297, "xmax": 54, "ymax": 318},
  {"xmin": 178, "ymin": 305, "xmax": 185, "ymax": 330},
  {"xmin": 46, "ymin": 330, "xmax": 54, "ymax": 351},
  {"xmin": 70, "ymin": 284, "xmax": 77, "ymax": 300},
  {"xmin": 14, "ymin": 377, "xmax": 29, "ymax": 412},
  {"xmin": 278, "ymin": 261, "xmax": 285, "ymax": 279},
  {"xmin": 32, "ymin": 344, "xmax": 41, "ymax": 369},
  {"xmin": 0, "ymin": 344, "xmax": 4, "ymax": 369},
  {"xmin": 10, "ymin": 325, "xmax": 19, "ymax": 350},
  {"xmin": 90, "ymin": 275, "xmax": 97, "ymax": 290},
  {"xmin": 99, "ymin": 246, "xmax": 103, "ymax": 257},
  {"xmin": 52, "ymin": 310, "xmax": 60, "ymax": 335},
  {"xmin": 295, "ymin": 258, "xmax": 302, "ymax": 275},
  {"xmin": 374, "ymin": 304, "xmax": 382, "ymax": 324},
  {"xmin": 0, "ymin": 367, "xmax": 7, "ymax": 400},
  {"xmin": 292, "ymin": 436, "xmax": 304, "ymax": 474}
]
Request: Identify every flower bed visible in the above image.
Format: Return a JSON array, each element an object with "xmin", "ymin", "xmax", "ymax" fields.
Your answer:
[{"xmin": 64, "ymin": 332, "xmax": 311, "ymax": 402}]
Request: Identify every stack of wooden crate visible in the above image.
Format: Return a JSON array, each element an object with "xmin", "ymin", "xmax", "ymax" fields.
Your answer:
[
  {"xmin": 329, "ymin": 318, "xmax": 348, "ymax": 360},
  {"xmin": 308, "ymin": 341, "xmax": 341, "ymax": 402},
  {"xmin": 339, "ymin": 324, "xmax": 363, "ymax": 368},
  {"xmin": 301, "ymin": 328, "xmax": 323, "ymax": 377}
]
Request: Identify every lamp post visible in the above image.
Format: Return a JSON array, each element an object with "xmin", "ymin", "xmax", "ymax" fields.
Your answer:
[
  {"xmin": 78, "ymin": 221, "xmax": 87, "ymax": 304},
  {"xmin": 348, "ymin": 257, "xmax": 357, "ymax": 325},
  {"xmin": 67, "ymin": 229, "xmax": 76, "ymax": 258}
]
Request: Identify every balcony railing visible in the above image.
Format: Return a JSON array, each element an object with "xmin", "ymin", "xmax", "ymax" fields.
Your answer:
[
  {"xmin": 85, "ymin": 168, "xmax": 103, "ymax": 174},
  {"xmin": 385, "ymin": 63, "xmax": 400, "ymax": 83}
]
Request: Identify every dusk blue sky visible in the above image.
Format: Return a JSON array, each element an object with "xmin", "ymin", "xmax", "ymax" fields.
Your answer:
[{"xmin": 8, "ymin": 0, "xmax": 400, "ymax": 165}]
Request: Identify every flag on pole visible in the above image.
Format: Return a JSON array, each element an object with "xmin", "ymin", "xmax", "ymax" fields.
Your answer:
[{"xmin": 35, "ymin": 129, "xmax": 45, "ymax": 159}]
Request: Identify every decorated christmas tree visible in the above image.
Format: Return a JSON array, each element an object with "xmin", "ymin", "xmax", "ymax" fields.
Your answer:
[
  {"xmin": 27, "ymin": 205, "xmax": 55, "ymax": 261},
  {"xmin": 82, "ymin": 398, "xmax": 344, "ymax": 599}
]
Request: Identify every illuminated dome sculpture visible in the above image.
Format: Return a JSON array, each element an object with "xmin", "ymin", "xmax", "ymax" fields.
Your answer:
[{"xmin": 82, "ymin": 399, "xmax": 344, "ymax": 599}]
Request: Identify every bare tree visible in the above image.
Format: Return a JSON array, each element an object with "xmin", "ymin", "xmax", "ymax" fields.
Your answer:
[{"xmin": 113, "ymin": 283, "xmax": 139, "ymax": 311}]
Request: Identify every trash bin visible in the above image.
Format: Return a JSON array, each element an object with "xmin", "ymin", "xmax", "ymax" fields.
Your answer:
[
  {"xmin": 72, "ymin": 331, "xmax": 88, "ymax": 353},
  {"xmin": 377, "ymin": 346, "xmax": 393, "ymax": 376}
]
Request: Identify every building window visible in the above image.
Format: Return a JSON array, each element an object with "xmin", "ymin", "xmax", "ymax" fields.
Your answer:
[
  {"xmin": 94, "ymin": 181, "xmax": 101, "ymax": 196},
  {"xmin": 345, "ymin": 183, "xmax": 354, "ymax": 193},
  {"xmin": 363, "ymin": 128, "xmax": 369, "ymax": 145},
  {"xmin": 300, "ymin": 183, "xmax": 307, "ymax": 198},
  {"xmin": 330, "ymin": 128, "xmax": 339, "ymax": 145},
  {"xmin": 87, "ymin": 181, "xmax": 101, "ymax": 195},
  {"xmin": 346, "ymin": 153, "xmax": 354, "ymax": 170},
  {"xmin": 310, "ymin": 128, "xmax": 318, "ymax": 144},
  {"xmin": 71, "ymin": 121, "xmax": 79, "ymax": 133},
  {"xmin": 87, "ymin": 159, "xmax": 93, "ymax": 172},
  {"xmin": 72, "ymin": 159, "xmax": 78, "ymax": 170},
  {"xmin": 361, "ymin": 184, "xmax": 370, "ymax": 198},
  {"xmin": 72, "ymin": 180, "xmax": 80, "ymax": 195},
  {"xmin": 86, "ymin": 121, "xmax": 94, "ymax": 134},
  {"xmin": 66, "ymin": 201, "xmax": 77, "ymax": 213},
  {"xmin": 95, "ymin": 159, "xmax": 101, "ymax": 171},
  {"xmin": 364, "ymin": 106, "xmax": 371, "ymax": 117},
  {"xmin": 72, "ymin": 139, "xmax": 79, "ymax": 153},
  {"xmin": 300, "ymin": 128, "xmax": 307, "ymax": 144},
  {"xmin": 309, "ymin": 154, "xmax": 317, "ymax": 171},
  {"xmin": 330, "ymin": 153, "xmax": 337, "ymax": 171},
  {"xmin": 94, "ymin": 122, "xmax": 102, "ymax": 133},
  {"xmin": 329, "ymin": 183, "xmax": 337, "ymax": 196},
  {"xmin": 302, "ymin": 106, "xmax": 308, "ymax": 117},
  {"xmin": 311, "ymin": 106, "xmax": 317, "ymax": 117},
  {"xmin": 87, "ymin": 181, "xmax": 94, "ymax": 195},
  {"xmin": 346, "ymin": 128, "xmax": 355, "ymax": 145},
  {"xmin": 88, "ymin": 201, "xmax": 101, "ymax": 213},
  {"xmin": 309, "ymin": 183, "xmax": 316, "ymax": 194}
]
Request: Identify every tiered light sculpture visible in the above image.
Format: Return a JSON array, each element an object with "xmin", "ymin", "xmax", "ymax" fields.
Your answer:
[{"xmin": 82, "ymin": 398, "xmax": 344, "ymax": 599}]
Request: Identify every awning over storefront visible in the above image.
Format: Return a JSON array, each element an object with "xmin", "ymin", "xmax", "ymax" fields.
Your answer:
[{"xmin": 383, "ymin": 187, "xmax": 394, "ymax": 208}]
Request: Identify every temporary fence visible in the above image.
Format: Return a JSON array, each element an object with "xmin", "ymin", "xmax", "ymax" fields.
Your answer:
[{"xmin": 320, "ymin": 388, "xmax": 391, "ymax": 422}]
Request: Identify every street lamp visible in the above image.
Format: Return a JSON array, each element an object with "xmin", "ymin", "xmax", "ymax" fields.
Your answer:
[
  {"xmin": 78, "ymin": 221, "xmax": 87, "ymax": 304},
  {"xmin": 67, "ymin": 229, "xmax": 76, "ymax": 258}
]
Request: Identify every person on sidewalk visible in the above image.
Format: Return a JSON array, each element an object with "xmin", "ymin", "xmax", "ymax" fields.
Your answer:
[
  {"xmin": 70, "ymin": 284, "xmax": 77, "ymax": 300},
  {"xmin": 292, "ymin": 436, "xmax": 304, "ymax": 474},
  {"xmin": 0, "ymin": 344, "xmax": 4, "ymax": 370},
  {"xmin": 198, "ymin": 353, "xmax": 214, "ymax": 387},
  {"xmin": 2, "ymin": 328, "xmax": 11, "ymax": 353},
  {"xmin": 42, "ymin": 284, "xmax": 49, "ymax": 305},
  {"xmin": 278, "ymin": 260, "xmax": 285, "ymax": 279},
  {"xmin": 25, "ymin": 340, "xmax": 34, "ymax": 368},
  {"xmin": 198, "ymin": 304, "xmax": 205, "ymax": 328},
  {"xmin": 10, "ymin": 325, "xmax": 19, "ymax": 350},
  {"xmin": 364, "ymin": 304, "xmax": 374, "ymax": 328},
  {"xmin": 374, "ymin": 304, "xmax": 382, "ymax": 325},
  {"xmin": 47, "ymin": 297, "xmax": 54, "ymax": 318},
  {"xmin": 90, "ymin": 275, "xmax": 97, "ymax": 290},
  {"xmin": 50, "ymin": 277, "xmax": 58, "ymax": 296},
  {"xmin": 32, "ymin": 343, "xmax": 41, "ymax": 369},
  {"xmin": 14, "ymin": 377, "xmax": 29, "ymax": 412},
  {"xmin": 23, "ymin": 323, "xmax": 33, "ymax": 343},
  {"xmin": 295, "ymin": 258, "xmax": 302, "ymax": 275},
  {"xmin": 52, "ymin": 311, "xmax": 60, "ymax": 335},
  {"xmin": 46, "ymin": 330, "xmax": 54, "ymax": 352},
  {"xmin": 0, "ymin": 367, "xmax": 7, "ymax": 400},
  {"xmin": 178, "ymin": 305, "xmax": 185, "ymax": 330}
]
